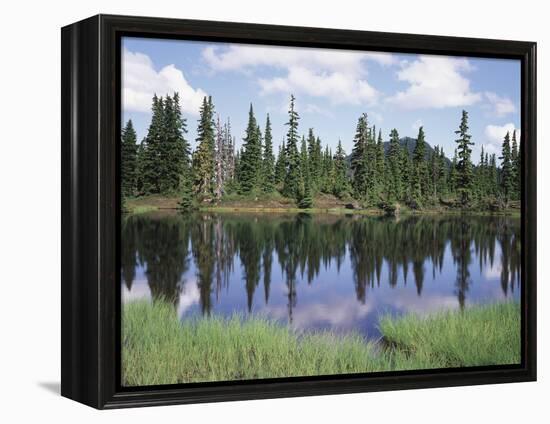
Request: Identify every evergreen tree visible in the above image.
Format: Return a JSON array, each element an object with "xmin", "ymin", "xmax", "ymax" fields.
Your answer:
[
  {"xmin": 400, "ymin": 144, "xmax": 412, "ymax": 202},
  {"xmin": 172, "ymin": 93, "xmax": 190, "ymax": 183},
  {"xmin": 305, "ymin": 129, "xmax": 321, "ymax": 192},
  {"xmin": 221, "ymin": 120, "xmax": 236, "ymax": 191},
  {"xmin": 333, "ymin": 140, "xmax": 349, "ymax": 198},
  {"xmin": 319, "ymin": 146, "xmax": 332, "ymax": 193},
  {"xmin": 299, "ymin": 136, "xmax": 308, "ymax": 198},
  {"xmin": 386, "ymin": 129, "xmax": 402, "ymax": 201},
  {"xmin": 214, "ymin": 114, "xmax": 224, "ymax": 199},
  {"xmin": 192, "ymin": 96, "xmax": 216, "ymax": 197},
  {"xmin": 475, "ymin": 146, "xmax": 487, "ymax": 198},
  {"xmin": 500, "ymin": 131, "xmax": 513, "ymax": 204},
  {"xmin": 511, "ymin": 130, "xmax": 520, "ymax": 200},
  {"xmin": 449, "ymin": 149, "xmax": 458, "ymax": 194},
  {"xmin": 262, "ymin": 114, "xmax": 275, "ymax": 192},
  {"xmin": 375, "ymin": 130, "xmax": 385, "ymax": 197},
  {"xmin": 489, "ymin": 154, "xmax": 498, "ymax": 196},
  {"xmin": 178, "ymin": 169, "xmax": 194, "ymax": 211},
  {"xmin": 121, "ymin": 119, "xmax": 137, "ymax": 197},
  {"xmin": 298, "ymin": 137, "xmax": 313, "ymax": 208},
  {"xmin": 454, "ymin": 110, "xmax": 475, "ymax": 206},
  {"xmin": 160, "ymin": 93, "xmax": 189, "ymax": 193},
  {"xmin": 238, "ymin": 104, "xmax": 262, "ymax": 193},
  {"xmin": 429, "ymin": 145, "xmax": 440, "ymax": 200},
  {"xmin": 438, "ymin": 147, "xmax": 448, "ymax": 196},
  {"xmin": 364, "ymin": 125, "xmax": 377, "ymax": 204},
  {"xmin": 135, "ymin": 139, "xmax": 146, "ymax": 195},
  {"xmin": 412, "ymin": 126, "xmax": 427, "ymax": 202},
  {"xmin": 274, "ymin": 140, "xmax": 286, "ymax": 185},
  {"xmin": 351, "ymin": 113, "xmax": 369, "ymax": 198},
  {"xmin": 283, "ymin": 95, "xmax": 301, "ymax": 200},
  {"xmin": 142, "ymin": 94, "xmax": 165, "ymax": 194}
]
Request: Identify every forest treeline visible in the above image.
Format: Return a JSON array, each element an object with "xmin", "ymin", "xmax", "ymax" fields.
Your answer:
[{"xmin": 121, "ymin": 93, "xmax": 521, "ymax": 210}]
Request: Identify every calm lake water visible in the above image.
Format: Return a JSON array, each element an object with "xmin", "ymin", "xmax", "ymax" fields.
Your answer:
[{"xmin": 121, "ymin": 212, "xmax": 521, "ymax": 340}]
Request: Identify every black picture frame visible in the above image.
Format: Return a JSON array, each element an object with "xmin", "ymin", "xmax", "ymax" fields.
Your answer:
[{"xmin": 61, "ymin": 14, "xmax": 537, "ymax": 409}]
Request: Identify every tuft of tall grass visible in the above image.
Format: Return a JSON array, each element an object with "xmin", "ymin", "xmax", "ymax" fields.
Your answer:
[
  {"xmin": 379, "ymin": 302, "xmax": 521, "ymax": 368},
  {"xmin": 122, "ymin": 300, "xmax": 520, "ymax": 386}
]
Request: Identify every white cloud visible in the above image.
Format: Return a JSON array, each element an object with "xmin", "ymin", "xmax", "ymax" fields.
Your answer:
[
  {"xmin": 483, "ymin": 123, "xmax": 520, "ymax": 155},
  {"xmin": 202, "ymin": 45, "xmax": 395, "ymax": 105},
  {"xmin": 484, "ymin": 92, "xmax": 516, "ymax": 117},
  {"xmin": 303, "ymin": 103, "xmax": 334, "ymax": 118},
  {"xmin": 387, "ymin": 55, "xmax": 482, "ymax": 109},
  {"xmin": 122, "ymin": 49, "xmax": 207, "ymax": 116},
  {"xmin": 258, "ymin": 66, "xmax": 379, "ymax": 105},
  {"xmin": 177, "ymin": 279, "xmax": 200, "ymax": 316}
]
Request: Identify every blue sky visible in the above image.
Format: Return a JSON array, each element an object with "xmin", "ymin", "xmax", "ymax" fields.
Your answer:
[{"xmin": 122, "ymin": 37, "xmax": 520, "ymax": 163}]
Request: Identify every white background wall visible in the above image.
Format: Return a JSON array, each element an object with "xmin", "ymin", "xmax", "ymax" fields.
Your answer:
[{"xmin": 0, "ymin": 0, "xmax": 546, "ymax": 422}]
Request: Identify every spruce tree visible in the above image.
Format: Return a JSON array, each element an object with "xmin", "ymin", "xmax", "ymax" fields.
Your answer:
[
  {"xmin": 192, "ymin": 96, "xmax": 216, "ymax": 197},
  {"xmin": 262, "ymin": 114, "xmax": 275, "ymax": 192},
  {"xmin": 511, "ymin": 130, "xmax": 520, "ymax": 200},
  {"xmin": 238, "ymin": 104, "xmax": 262, "ymax": 193},
  {"xmin": 449, "ymin": 149, "xmax": 458, "ymax": 195},
  {"xmin": 500, "ymin": 131, "xmax": 513, "ymax": 204},
  {"xmin": 214, "ymin": 114, "xmax": 224, "ymax": 199},
  {"xmin": 163, "ymin": 93, "xmax": 189, "ymax": 193},
  {"xmin": 319, "ymin": 146, "xmax": 332, "ymax": 193},
  {"xmin": 438, "ymin": 147, "xmax": 448, "ymax": 196},
  {"xmin": 298, "ymin": 136, "xmax": 313, "ymax": 208},
  {"xmin": 121, "ymin": 119, "xmax": 137, "ymax": 197},
  {"xmin": 306, "ymin": 129, "xmax": 321, "ymax": 191},
  {"xmin": 142, "ymin": 94, "xmax": 165, "ymax": 194},
  {"xmin": 239, "ymin": 104, "xmax": 262, "ymax": 194},
  {"xmin": 351, "ymin": 113, "xmax": 369, "ymax": 199},
  {"xmin": 135, "ymin": 139, "xmax": 146, "ymax": 195},
  {"xmin": 454, "ymin": 110, "xmax": 475, "ymax": 206},
  {"xmin": 412, "ymin": 126, "xmax": 427, "ymax": 203},
  {"xmin": 178, "ymin": 169, "xmax": 195, "ymax": 211},
  {"xmin": 274, "ymin": 140, "xmax": 286, "ymax": 185},
  {"xmin": 387, "ymin": 129, "xmax": 402, "ymax": 201},
  {"xmin": 221, "ymin": 119, "xmax": 236, "ymax": 191},
  {"xmin": 429, "ymin": 145, "xmax": 440, "ymax": 200},
  {"xmin": 476, "ymin": 146, "xmax": 486, "ymax": 198},
  {"xmin": 400, "ymin": 144, "xmax": 412, "ymax": 202},
  {"xmin": 364, "ymin": 125, "xmax": 377, "ymax": 204},
  {"xmin": 283, "ymin": 95, "xmax": 301, "ymax": 200},
  {"xmin": 375, "ymin": 130, "xmax": 385, "ymax": 197},
  {"xmin": 333, "ymin": 140, "xmax": 349, "ymax": 198}
]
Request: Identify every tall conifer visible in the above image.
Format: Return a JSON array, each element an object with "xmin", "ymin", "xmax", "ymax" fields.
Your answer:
[
  {"xmin": 283, "ymin": 95, "xmax": 301, "ymax": 200},
  {"xmin": 192, "ymin": 96, "xmax": 216, "ymax": 197},
  {"xmin": 454, "ymin": 110, "xmax": 475, "ymax": 206},
  {"xmin": 121, "ymin": 119, "xmax": 137, "ymax": 197}
]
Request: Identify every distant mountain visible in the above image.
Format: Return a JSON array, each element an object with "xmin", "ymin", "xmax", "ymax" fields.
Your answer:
[{"xmin": 383, "ymin": 137, "xmax": 452, "ymax": 167}]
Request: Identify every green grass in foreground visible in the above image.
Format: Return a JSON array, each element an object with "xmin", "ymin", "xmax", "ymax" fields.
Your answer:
[
  {"xmin": 122, "ymin": 300, "xmax": 520, "ymax": 386},
  {"xmin": 379, "ymin": 302, "xmax": 521, "ymax": 368}
]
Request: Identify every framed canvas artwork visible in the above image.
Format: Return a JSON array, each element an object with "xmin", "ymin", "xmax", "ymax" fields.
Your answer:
[{"xmin": 61, "ymin": 14, "xmax": 536, "ymax": 409}]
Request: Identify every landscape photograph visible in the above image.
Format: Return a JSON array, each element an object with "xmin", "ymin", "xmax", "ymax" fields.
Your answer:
[{"xmin": 120, "ymin": 37, "xmax": 522, "ymax": 386}]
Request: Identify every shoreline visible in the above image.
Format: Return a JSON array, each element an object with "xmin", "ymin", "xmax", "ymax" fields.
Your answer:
[
  {"xmin": 124, "ymin": 194, "xmax": 520, "ymax": 217},
  {"xmin": 125, "ymin": 203, "xmax": 521, "ymax": 217}
]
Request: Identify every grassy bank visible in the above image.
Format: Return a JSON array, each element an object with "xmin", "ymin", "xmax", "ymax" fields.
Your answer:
[
  {"xmin": 379, "ymin": 302, "xmax": 521, "ymax": 368},
  {"xmin": 123, "ymin": 195, "xmax": 380, "ymax": 216},
  {"xmin": 124, "ymin": 194, "xmax": 519, "ymax": 217},
  {"xmin": 122, "ymin": 300, "xmax": 520, "ymax": 386}
]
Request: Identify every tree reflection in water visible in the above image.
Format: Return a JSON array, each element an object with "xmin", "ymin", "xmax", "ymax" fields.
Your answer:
[{"xmin": 121, "ymin": 212, "xmax": 521, "ymax": 317}]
